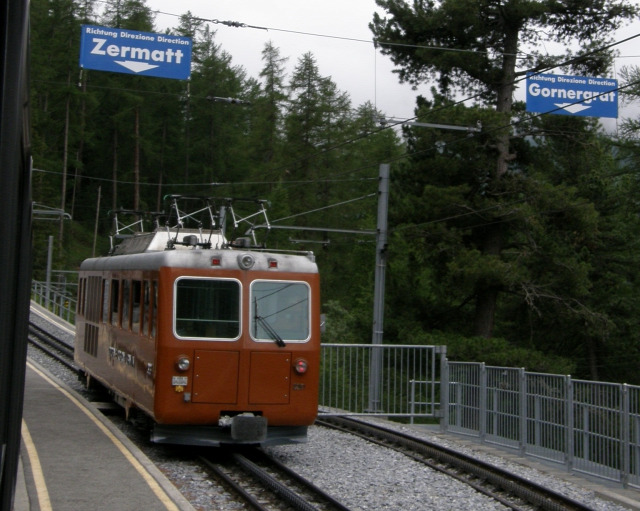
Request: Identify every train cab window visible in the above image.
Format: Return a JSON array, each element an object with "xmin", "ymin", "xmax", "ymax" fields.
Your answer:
[
  {"xmin": 250, "ymin": 281, "xmax": 310, "ymax": 343},
  {"xmin": 110, "ymin": 279, "xmax": 120, "ymax": 327},
  {"xmin": 174, "ymin": 278, "xmax": 240, "ymax": 339}
]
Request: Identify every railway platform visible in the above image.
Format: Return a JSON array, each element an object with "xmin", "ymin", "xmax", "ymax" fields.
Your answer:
[{"xmin": 14, "ymin": 360, "xmax": 195, "ymax": 511}]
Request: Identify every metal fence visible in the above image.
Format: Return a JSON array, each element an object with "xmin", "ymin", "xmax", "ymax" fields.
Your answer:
[
  {"xmin": 319, "ymin": 343, "xmax": 445, "ymax": 419},
  {"xmin": 442, "ymin": 362, "xmax": 640, "ymax": 489},
  {"xmin": 31, "ymin": 280, "xmax": 77, "ymax": 323}
]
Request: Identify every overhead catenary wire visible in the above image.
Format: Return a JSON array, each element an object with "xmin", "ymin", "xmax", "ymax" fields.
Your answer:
[
  {"xmin": 42, "ymin": 2, "xmax": 640, "ymax": 186},
  {"xmin": 36, "ymin": 2, "xmax": 640, "ymax": 232},
  {"xmin": 36, "ymin": 71, "xmax": 640, "ymax": 230}
]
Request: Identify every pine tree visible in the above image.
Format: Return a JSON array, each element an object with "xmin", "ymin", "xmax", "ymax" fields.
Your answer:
[{"xmin": 371, "ymin": 0, "xmax": 638, "ymax": 337}]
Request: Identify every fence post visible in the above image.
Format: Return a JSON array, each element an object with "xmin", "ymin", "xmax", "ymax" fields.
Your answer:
[
  {"xmin": 480, "ymin": 362, "xmax": 487, "ymax": 442},
  {"xmin": 566, "ymin": 376, "xmax": 574, "ymax": 472},
  {"xmin": 519, "ymin": 368, "xmax": 527, "ymax": 456},
  {"xmin": 409, "ymin": 380, "xmax": 416, "ymax": 425},
  {"xmin": 439, "ymin": 352, "xmax": 449, "ymax": 433},
  {"xmin": 622, "ymin": 384, "xmax": 630, "ymax": 488}
]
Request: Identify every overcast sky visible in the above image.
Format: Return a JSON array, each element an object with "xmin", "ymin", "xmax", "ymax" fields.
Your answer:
[
  {"xmin": 146, "ymin": 0, "xmax": 640, "ymax": 126},
  {"xmin": 148, "ymin": 0, "xmax": 428, "ymax": 120}
]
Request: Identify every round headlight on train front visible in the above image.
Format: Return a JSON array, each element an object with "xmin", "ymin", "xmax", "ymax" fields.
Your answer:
[
  {"xmin": 293, "ymin": 358, "xmax": 308, "ymax": 375},
  {"xmin": 237, "ymin": 253, "xmax": 255, "ymax": 270},
  {"xmin": 175, "ymin": 356, "xmax": 190, "ymax": 372}
]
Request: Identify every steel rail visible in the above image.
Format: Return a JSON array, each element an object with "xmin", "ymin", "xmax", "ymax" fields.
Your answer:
[
  {"xmin": 27, "ymin": 321, "xmax": 78, "ymax": 372},
  {"xmin": 317, "ymin": 416, "xmax": 594, "ymax": 511},
  {"xmin": 199, "ymin": 455, "xmax": 270, "ymax": 511},
  {"xmin": 202, "ymin": 448, "xmax": 353, "ymax": 511}
]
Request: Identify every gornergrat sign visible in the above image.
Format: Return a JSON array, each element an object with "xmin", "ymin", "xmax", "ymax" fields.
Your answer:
[
  {"xmin": 80, "ymin": 25, "xmax": 192, "ymax": 80},
  {"xmin": 526, "ymin": 72, "xmax": 618, "ymax": 118}
]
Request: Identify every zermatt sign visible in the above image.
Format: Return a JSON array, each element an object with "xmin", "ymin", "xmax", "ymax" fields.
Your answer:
[
  {"xmin": 526, "ymin": 73, "xmax": 618, "ymax": 118},
  {"xmin": 79, "ymin": 25, "xmax": 192, "ymax": 80}
]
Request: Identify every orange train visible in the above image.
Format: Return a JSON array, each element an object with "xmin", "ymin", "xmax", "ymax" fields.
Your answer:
[{"xmin": 74, "ymin": 205, "xmax": 320, "ymax": 446}]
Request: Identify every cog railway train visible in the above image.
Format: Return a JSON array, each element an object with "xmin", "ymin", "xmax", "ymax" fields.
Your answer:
[{"xmin": 74, "ymin": 197, "xmax": 321, "ymax": 446}]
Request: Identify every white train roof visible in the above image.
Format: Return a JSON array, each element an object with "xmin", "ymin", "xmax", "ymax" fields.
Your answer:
[{"xmin": 81, "ymin": 229, "xmax": 317, "ymax": 274}]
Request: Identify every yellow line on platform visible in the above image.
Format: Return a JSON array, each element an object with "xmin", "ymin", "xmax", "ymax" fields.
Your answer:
[
  {"xmin": 27, "ymin": 362, "xmax": 179, "ymax": 511},
  {"xmin": 21, "ymin": 419, "xmax": 53, "ymax": 511}
]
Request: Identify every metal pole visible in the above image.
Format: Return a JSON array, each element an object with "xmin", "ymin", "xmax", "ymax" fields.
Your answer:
[
  {"xmin": 92, "ymin": 185, "xmax": 101, "ymax": 257},
  {"xmin": 45, "ymin": 235, "xmax": 53, "ymax": 308},
  {"xmin": 368, "ymin": 163, "xmax": 389, "ymax": 412}
]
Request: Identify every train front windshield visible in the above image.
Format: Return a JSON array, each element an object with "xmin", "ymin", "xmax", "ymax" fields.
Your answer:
[
  {"xmin": 250, "ymin": 281, "xmax": 310, "ymax": 343},
  {"xmin": 174, "ymin": 278, "xmax": 241, "ymax": 339}
]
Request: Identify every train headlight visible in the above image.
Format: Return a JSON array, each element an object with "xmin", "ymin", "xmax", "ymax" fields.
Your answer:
[
  {"xmin": 293, "ymin": 358, "xmax": 308, "ymax": 375},
  {"xmin": 237, "ymin": 253, "xmax": 255, "ymax": 270},
  {"xmin": 175, "ymin": 356, "xmax": 191, "ymax": 372}
]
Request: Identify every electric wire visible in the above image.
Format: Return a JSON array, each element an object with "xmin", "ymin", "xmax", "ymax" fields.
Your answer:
[
  {"xmin": 34, "ymin": 3, "xmax": 640, "ymax": 231},
  {"xmin": 35, "ymin": 4, "xmax": 640, "ymax": 187}
]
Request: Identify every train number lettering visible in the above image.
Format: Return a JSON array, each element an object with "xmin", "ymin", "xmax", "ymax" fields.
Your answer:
[{"xmin": 108, "ymin": 346, "xmax": 135, "ymax": 367}]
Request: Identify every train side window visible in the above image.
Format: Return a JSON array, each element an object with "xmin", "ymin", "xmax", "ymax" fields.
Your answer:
[
  {"xmin": 174, "ymin": 278, "xmax": 240, "ymax": 340},
  {"xmin": 122, "ymin": 279, "xmax": 130, "ymax": 329},
  {"xmin": 78, "ymin": 278, "xmax": 85, "ymax": 316},
  {"xmin": 110, "ymin": 279, "xmax": 120, "ymax": 327},
  {"xmin": 103, "ymin": 279, "xmax": 111, "ymax": 324},
  {"xmin": 85, "ymin": 276, "xmax": 102, "ymax": 323},
  {"xmin": 250, "ymin": 280, "xmax": 311, "ymax": 343},
  {"xmin": 151, "ymin": 280, "xmax": 157, "ymax": 339},
  {"xmin": 131, "ymin": 280, "xmax": 142, "ymax": 333},
  {"xmin": 142, "ymin": 280, "xmax": 149, "ymax": 336}
]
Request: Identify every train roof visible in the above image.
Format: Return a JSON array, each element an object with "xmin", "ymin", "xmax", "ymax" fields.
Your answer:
[
  {"xmin": 110, "ymin": 229, "xmax": 226, "ymax": 255},
  {"xmin": 81, "ymin": 230, "xmax": 318, "ymax": 274}
]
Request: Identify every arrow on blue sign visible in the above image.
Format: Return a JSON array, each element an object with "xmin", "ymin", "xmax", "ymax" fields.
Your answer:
[
  {"xmin": 80, "ymin": 25, "xmax": 192, "ymax": 80},
  {"xmin": 526, "ymin": 73, "xmax": 618, "ymax": 119}
]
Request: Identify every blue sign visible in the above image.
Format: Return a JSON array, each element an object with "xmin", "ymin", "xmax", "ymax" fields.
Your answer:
[
  {"xmin": 80, "ymin": 25, "xmax": 192, "ymax": 80},
  {"xmin": 526, "ymin": 73, "xmax": 618, "ymax": 118}
]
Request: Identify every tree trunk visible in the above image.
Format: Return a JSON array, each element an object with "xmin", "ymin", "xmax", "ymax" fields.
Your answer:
[
  {"xmin": 585, "ymin": 337, "xmax": 600, "ymax": 380},
  {"xmin": 70, "ymin": 71, "xmax": 88, "ymax": 222},
  {"xmin": 58, "ymin": 80, "xmax": 70, "ymax": 246},
  {"xmin": 473, "ymin": 221, "xmax": 504, "ymax": 338},
  {"xmin": 157, "ymin": 121, "xmax": 166, "ymax": 212},
  {"xmin": 472, "ymin": 26, "xmax": 519, "ymax": 338},
  {"xmin": 112, "ymin": 129, "xmax": 118, "ymax": 212},
  {"xmin": 134, "ymin": 106, "xmax": 140, "ymax": 211}
]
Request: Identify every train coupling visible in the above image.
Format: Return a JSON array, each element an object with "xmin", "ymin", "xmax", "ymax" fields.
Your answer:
[{"xmin": 220, "ymin": 413, "xmax": 268, "ymax": 443}]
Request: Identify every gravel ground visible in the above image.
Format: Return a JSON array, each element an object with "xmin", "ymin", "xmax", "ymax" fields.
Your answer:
[{"xmin": 28, "ymin": 309, "xmax": 637, "ymax": 511}]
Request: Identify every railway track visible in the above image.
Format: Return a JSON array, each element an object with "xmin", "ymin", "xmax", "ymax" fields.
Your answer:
[
  {"xmin": 201, "ymin": 447, "xmax": 352, "ymax": 511},
  {"xmin": 316, "ymin": 416, "xmax": 595, "ymax": 511},
  {"xmin": 27, "ymin": 317, "xmax": 604, "ymax": 511},
  {"xmin": 26, "ymin": 319, "xmax": 353, "ymax": 510},
  {"xmin": 28, "ymin": 320, "xmax": 78, "ymax": 372}
]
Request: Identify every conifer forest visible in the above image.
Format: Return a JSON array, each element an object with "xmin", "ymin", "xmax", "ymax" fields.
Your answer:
[{"xmin": 30, "ymin": 0, "xmax": 640, "ymax": 384}]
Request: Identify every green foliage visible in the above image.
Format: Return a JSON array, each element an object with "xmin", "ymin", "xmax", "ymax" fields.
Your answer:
[
  {"xmin": 444, "ymin": 334, "xmax": 576, "ymax": 375},
  {"xmin": 321, "ymin": 300, "xmax": 365, "ymax": 344},
  {"xmin": 371, "ymin": 0, "xmax": 637, "ymax": 97},
  {"xmin": 400, "ymin": 328, "xmax": 575, "ymax": 375},
  {"xmin": 29, "ymin": 0, "xmax": 640, "ymax": 386}
]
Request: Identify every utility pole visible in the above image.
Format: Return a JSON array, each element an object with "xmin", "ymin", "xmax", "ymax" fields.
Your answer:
[
  {"xmin": 366, "ymin": 119, "xmax": 480, "ymax": 412},
  {"xmin": 367, "ymin": 163, "xmax": 389, "ymax": 412}
]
